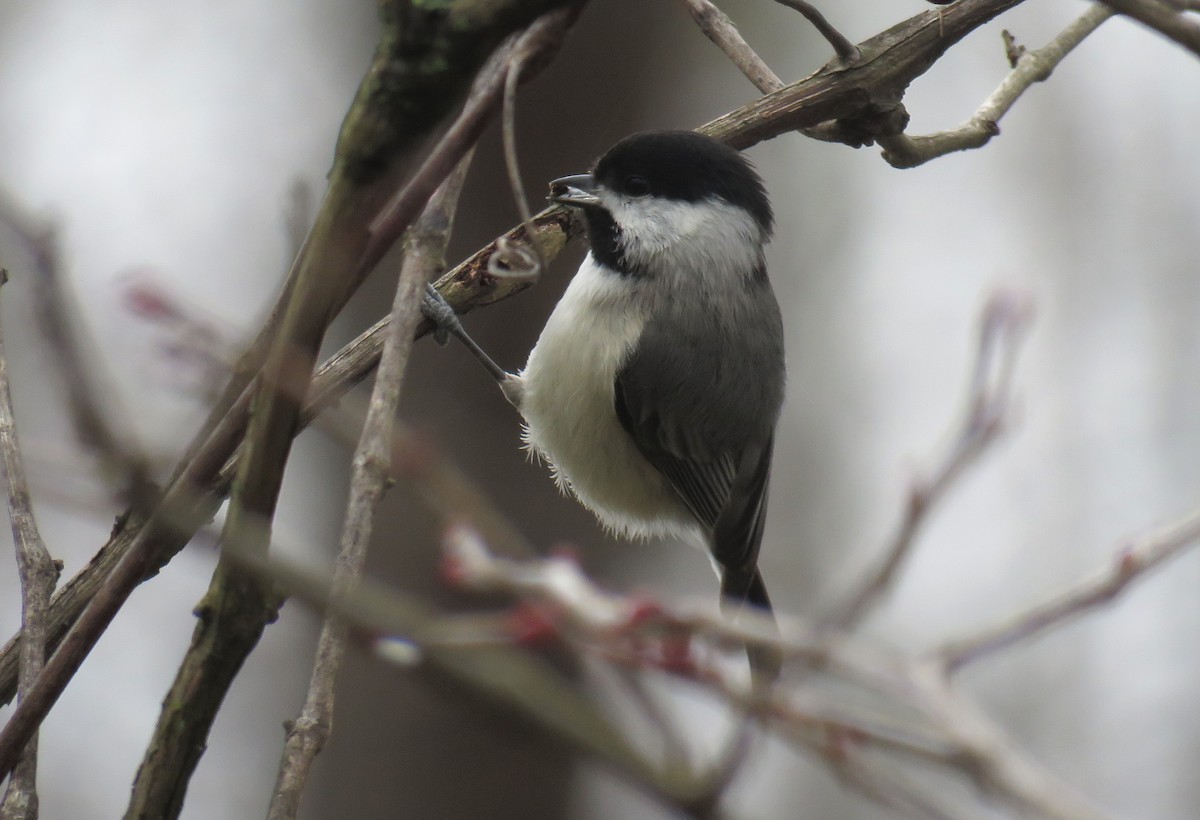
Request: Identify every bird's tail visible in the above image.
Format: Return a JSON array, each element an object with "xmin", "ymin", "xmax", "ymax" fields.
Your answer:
[{"xmin": 721, "ymin": 567, "xmax": 782, "ymax": 685}]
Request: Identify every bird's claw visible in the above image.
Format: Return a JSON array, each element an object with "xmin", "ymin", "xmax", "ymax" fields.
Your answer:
[{"xmin": 421, "ymin": 283, "xmax": 458, "ymax": 346}]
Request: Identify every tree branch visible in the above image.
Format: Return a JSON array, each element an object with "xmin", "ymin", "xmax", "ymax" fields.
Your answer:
[
  {"xmin": 682, "ymin": 0, "xmax": 785, "ymax": 93},
  {"xmin": 266, "ymin": 154, "xmax": 474, "ymax": 820},
  {"xmin": 1093, "ymin": 0, "xmax": 1200, "ymax": 58},
  {"xmin": 0, "ymin": 270, "xmax": 60, "ymax": 820},
  {"xmin": 234, "ymin": 507, "xmax": 1109, "ymax": 819},
  {"xmin": 0, "ymin": 195, "xmax": 155, "ymax": 508},
  {"xmin": 701, "ymin": 0, "xmax": 1029, "ymax": 150},
  {"xmin": 938, "ymin": 506, "xmax": 1200, "ymax": 672},
  {"xmin": 823, "ymin": 289, "xmax": 1032, "ymax": 631},
  {"xmin": 772, "ymin": 0, "xmax": 861, "ymax": 63},
  {"xmin": 436, "ymin": 527, "xmax": 1110, "ymax": 819},
  {"xmin": 879, "ymin": 7, "xmax": 1114, "ymax": 168}
]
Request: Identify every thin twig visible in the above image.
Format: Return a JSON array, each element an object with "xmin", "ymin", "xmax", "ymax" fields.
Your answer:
[
  {"xmin": 879, "ymin": 7, "xmax": 1113, "ymax": 168},
  {"xmin": 0, "ymin": 207, "xmax": 582, "ymax": 714},
  {"xmin": 703, "ymin": 0, "xmax": 1031, "ymax": 151},
  {"xmin": 910, "ymin": 665, "xmax": 1109, "ymax": 820},
  {"xmin": 449, "ymin": 527, "xmax": 1110, "ymax": 818},
  {"xmin": 1093, "ymin": 0, "xmax": 1200, "ymax": 58},
  {"xmin": 498, "ymin": 29, "xmax": 548, "ymax": 279},
  {"xmin": 433, "ymin": 525, "xmax": 1108, "ymax": 819},
  {"xmin": 823, "ymin": 290, "xmax": 1032, "ymax": 631},
  {"xmin": 681, "ymin": 0, "xmax": 881, "ymax": 148},
  {"xmin": 772, "ymin": 0, "xmax": 861, "ymax": 63},
  {"xmin": 266, "ymin": 154, "xmax": 474, "ymax": 820},
  {"xmin": 364, "ymin": 8, "xmax": 578, "ymax": 280},
  {"xmin": 0, "ymin": 426, "xmax": 232, "ymax": 784},
  {"xmin": 0, "ymin": 195, "xmax": 156, "ymax": 509},
  {"xmin": 682, "ymin": 0, "xmax": 785, "ymax": 93},
  {"xmin": 0, "ymin": 270, "xmax": 60, "ymax": 820},
  {"xmin": 938, "ymin": 506, "xmax": 1200, "ymax": 672},
  {"xmin": 224, "ymin": 537, "xmax": 720, "ymax": 814}
]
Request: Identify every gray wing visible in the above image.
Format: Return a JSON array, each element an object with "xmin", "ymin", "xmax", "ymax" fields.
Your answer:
[{"xmin": 613, "ymin": 283, "xmax": 784, "ymax": 594}]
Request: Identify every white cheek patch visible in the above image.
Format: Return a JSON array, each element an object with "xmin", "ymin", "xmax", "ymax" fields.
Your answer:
[{"xmin": 603, "ymin": 194, "xmax": 764, "ymax": 283}]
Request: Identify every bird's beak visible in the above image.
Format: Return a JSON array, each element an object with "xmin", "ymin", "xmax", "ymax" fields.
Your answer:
[{"xmin": 548, "ymin": 173, "xmax": 601, "ymax": 208}]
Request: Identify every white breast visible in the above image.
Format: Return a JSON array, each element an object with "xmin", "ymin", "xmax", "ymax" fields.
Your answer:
[{"xmin": 517, "ymin": 254, "xmax": 699, "ymax": 542}]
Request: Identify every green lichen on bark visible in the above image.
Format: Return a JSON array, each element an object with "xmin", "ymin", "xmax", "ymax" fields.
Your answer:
[{"xmin": 335, "ymin": 0, "xmax": 566, "ymax": 184}]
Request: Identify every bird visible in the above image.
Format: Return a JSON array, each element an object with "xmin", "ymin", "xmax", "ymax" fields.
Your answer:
[{"xmin": 424, "ymin": 130, "xmax": 786, "ymax": 676}]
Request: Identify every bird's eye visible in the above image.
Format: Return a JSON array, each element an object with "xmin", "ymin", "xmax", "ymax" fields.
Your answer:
[{"xmin": 624, "ymin": 175, "xmax": 650, "ymax": 197}]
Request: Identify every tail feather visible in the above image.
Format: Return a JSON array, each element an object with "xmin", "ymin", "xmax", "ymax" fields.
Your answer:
[{"xmin": 721, "ymin": 566, "xmax": 781, "ymax": 684}]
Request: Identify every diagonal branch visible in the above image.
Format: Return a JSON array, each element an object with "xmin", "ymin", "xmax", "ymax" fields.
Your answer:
[
  {"xmin": 772, "ymin": 0, "xmax": 861, "ymax": 63},
  {"xmin": 259, "ymin": 508, "xmax": 1106, "ymax": 820},
  {"xmin": 938, "ymin": 506, "xmax": 1200, "ymax": 672},
  {"xmin": 823, "ymin": 290, "xmax": 1032, "ymax": 631},
  {"xmin": 266, "ymin": 153, "xmax": 474, "ymax": 820},
  {"xmin": 879, "ymin": 7, "xmax": 1114, "ymax": 168},
  {"xmin": 682, "ymin": 0, "xmax": 785, "ymax": 93},
  {"xmin": 1093, "ymin": 0, "xmax": 1200, "ymax": 58},
  {"xmin": 701, "ymin": 0, "xmax": 1031, "ymax": 150},
  {"xmin": 0, "ymin": 196, "xmax": 155, "ymax": 509}
]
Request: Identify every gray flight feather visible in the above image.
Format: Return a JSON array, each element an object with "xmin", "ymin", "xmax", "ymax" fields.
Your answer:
[{"xmin": 613, "ymin": 271, "xmax": 785, "ymax": 587}]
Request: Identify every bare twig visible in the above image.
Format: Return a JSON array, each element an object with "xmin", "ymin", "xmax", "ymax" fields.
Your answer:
[
  {"xmin": 225, "ymin": 538, "xmax": 722, "ymax": 815},
  {"xmin": 772, "ymin": 0, "xmax": 861, "ymax": 63},
  {"xmin": 0, "ymin": 270, "xmax": 60, "ymax": 820},
  {"xmin": 879, "ymin": 7, "xmax": 1113, "ymax": 168},
  {"xmin": 364, "ymin": 8, "xmax": 579, "ymax": 280},
  {"xmin": 682, "ymin": 0, "xmax": 785, "ymax": 93},
  {"xmin": 435, "ymin": 526, "xmax": 1107, "ymax": 819},
  {"xmin": 0, "ymin": 435, "xmax": 230, "ymax": 784},
  {"xmin": 499, "ymin": 29, "xmax": 549, "ymax": 279},
  {"xmin": 681, "ymin": 0, "xmax": 883, "ymax": 148},
  {"xmin": 938, "ymin": 506, "xmax": 1200, "ymax": 672},
  {"xmin": 824, "ymin": 290, "xmax": 1033, "ymax": 631},
  {"xmin": 702, "ymin": 0, "xmax": 1032, "ymax": 151},
  {"xmin": 0, "ymin": 196, "xmax": 155, "ymax": 508},
  {"xmin": 1093, "ymin": 0, "xmax": 1200, "ymax": 58},
  {"xmin": 448, "ymin": 528, "xmax": 1111, "ymax": 818},
  {"xmin": 266, "ymin": 154, "xmax": 474, "ymax": 820}
]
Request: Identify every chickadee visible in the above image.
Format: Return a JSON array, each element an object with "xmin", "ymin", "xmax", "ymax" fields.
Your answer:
[{"xmin": 425, "ymin": 130, "xmax": 785, "ymax": 668}]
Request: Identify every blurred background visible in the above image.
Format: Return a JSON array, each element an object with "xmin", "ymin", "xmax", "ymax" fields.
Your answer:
[{"xmin": 1, "ymin": 0, "xmax": 1199, "ymax": 817}]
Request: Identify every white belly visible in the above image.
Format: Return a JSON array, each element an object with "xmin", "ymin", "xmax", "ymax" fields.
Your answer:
[{"xmin": 518, "ymin": 254, "xmax": 698, "ymax": 541}]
